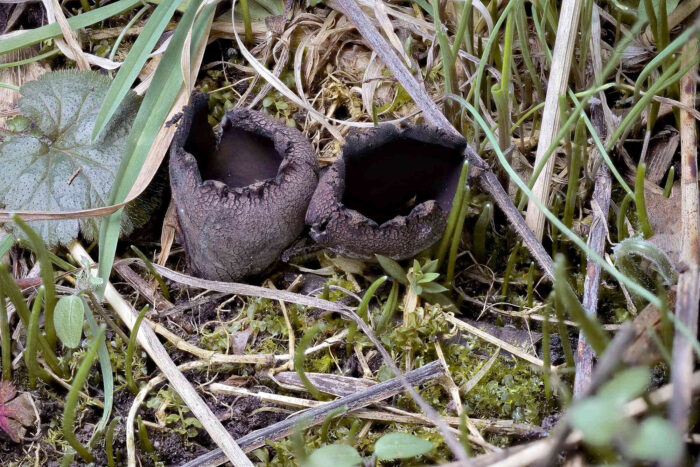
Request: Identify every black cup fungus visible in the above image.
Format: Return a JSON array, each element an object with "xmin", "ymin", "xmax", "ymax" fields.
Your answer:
[
  {"xmin": 305, "ymin": 124, "xmax": 466, "ymax": 260},
  {"xmin": 170, "ymin": 93, "xmax": 319, "ymax": 281}
]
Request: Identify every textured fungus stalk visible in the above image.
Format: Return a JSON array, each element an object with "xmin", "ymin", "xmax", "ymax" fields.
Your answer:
[
  {"xmin": 306, "ymin": 124, "xmax": 466, "ymax": 260},
  {"xmin": 170, "ymin": 94, "xmax": 318, "ymax": 281}
]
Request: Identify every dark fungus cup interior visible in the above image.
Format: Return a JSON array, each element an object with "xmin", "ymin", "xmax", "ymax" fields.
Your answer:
[
  {"xmin": 306, "ymin": 124, "xmax": 466, "ymax": 260},
  {"xmin": 170, "ymin": 93, "xmax": 318, "ymax": 282}
]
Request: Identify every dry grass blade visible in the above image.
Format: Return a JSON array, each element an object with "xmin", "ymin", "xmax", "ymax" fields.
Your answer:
[
  {"xmin": 573, "ymin": 15, "xmax": 613, "ymax": 393},
  {"xmin": 69, "ymin": 242, "xmax": 253, "ymax": 467},
  {"xmin": 462, "ymin": 346, "xmax": 500, "ymax": 394},
  {"xmin": 43, "ymin": 0, "xmax": 90, "ymax": 71},
  {"xmin": 231, "ymin": 2, "xmax": 343, "ymax": 139},
  {"xmin": 443, "ymin": 312, "xmax": 547, "ymax": 368},
  {"xmin": 334, "ymin": 0, "xmax": 453, "ymax": 130},
  {"xmin": 208, "ymin": 383, "xmax": 542, "ymax": 435},
  {"xmin": 524, "ymin": 0, "xmax": 584, "ymax": 241}
]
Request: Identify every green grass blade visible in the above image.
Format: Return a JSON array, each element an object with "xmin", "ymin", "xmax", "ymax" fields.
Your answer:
[
  {"xmin": 97, "ymin": 1, "xmax": 217, "ymax": 295},
  {"xmin": 635, "ymin": 163, "xmax": 654, "ymax": 238},
  {"xmin": 634, "ymin": 25, "xmax": 699, "ymax": 97},
  {"xmin": 0, "ymin": 0, "xmax": 142, "ymax": 55},
  {"xmin": 12, "ymin": 215, "xmax": 57, "ymax": 349},
  {"xmin": 92, "ymin": 0, "xmax": 185, "ymax": 140},
  {"xmin": 0, "ymin": 48, "xmax": 59, "ymax": 69},
  {"xmin": 449, "ymin": 94, "xmax": 660, "ymax": 307},
  {"xmin": 554, "ymin": 255, "xmax": 609, "ymax": 356},
  {"xmin": 0, "ymin": 232, "xmax": 14, "ymax": 257},
  {"xmin": 466, "ymin": 0, "xmax": 517, "ymax": 108},
  {"xmin": 436, "ymin": 161, "xmax": 469, "ymax": 267},
  {"xmin": 84, "ymin": 304, "xmax": 114, "ymax": 446}
]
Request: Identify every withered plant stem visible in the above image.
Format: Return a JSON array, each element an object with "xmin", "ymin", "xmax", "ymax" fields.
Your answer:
[
  {"xmin": 667, "ymin": 38, "xmax": 699, "ymax": 453},
  {"xmin": 574, "ymin": 98, "xmax": 612, "ymax": 397},
  {"xmin": 180, "ymin": 361, "xmax": 445, "ymax": 466}
]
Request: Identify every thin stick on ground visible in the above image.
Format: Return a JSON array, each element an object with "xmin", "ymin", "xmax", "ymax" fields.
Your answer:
[
  {"xmin": 667, "ymin": 37, "xmax": 700, "ymax": 457},
  {"xmin": 127, "ymin": 360, "xmax": 214, "ymax": 467},
  {"xmin": 180, "ymin": 361, "xmax": 446, "ymax": 466},
  {"xmin": 207, "ymin": 384, "xmax": 542, "ymax": 437},
  {"xmin": 524, "ymin": 0, "xmax": 584, "ymax": 241},
  {"xmin": 442, "ymin": 312, "xmax": 548, "ymax": 368},
  {"xmin": 573, "ymin": 73, "xmax": 612, "ymax": 398},
  {"xmin": 574, "ymin": 136, "xmax": 611, "ymax": 397},
  {"xmin": 574, "ymin": 8, "xmax": 616, "ymax": 396}
]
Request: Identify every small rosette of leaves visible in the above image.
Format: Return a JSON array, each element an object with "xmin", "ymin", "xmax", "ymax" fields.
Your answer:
[{"xmin": 0, "ymin": 70, "xmax": 157, "ymax": 247}]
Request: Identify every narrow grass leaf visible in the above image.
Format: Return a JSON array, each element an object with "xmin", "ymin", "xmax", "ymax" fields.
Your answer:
[
  {"xmin": 83, "ymin": 303, "xmax": 114, "ymax": 446},
  {"xmin": 0, "ymin": 0, "xmax": 142, "ymax": 54},
  {"xmin": 0, "ymin": 233, "xmax": 13, "ymax": 257},
  {"xmin": 93, "ymin": 0, "xmax": 186, "ymax": 140},
  {"xmin": 449, "ymin": 94, "xmax": 660, "ymax": 307},
  {"xmin": 375, "ymin": 255, "xmax": 408, "ymax": 285},
  {"xmin": 97, "ymin": 1, "xmax": 216, "ymax": 294}
]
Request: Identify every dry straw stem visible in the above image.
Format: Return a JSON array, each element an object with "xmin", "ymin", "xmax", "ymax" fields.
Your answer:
[
  {"xmin": 43, "ymin": 0, "xmax": 90, "ymax": 71},
  {"xmin": 113, "ymin": 261, "xmax": 174, "ymax": 310},
  {"xmin": 525, "ymin": 0, "xmax": 584, "ymax": 241},
  {"xmin": 208, "ymin": 383, "xmax": 542, "ymax": 436},
  {"xmin": 574, "ymin": 151, "xmax": 611, "ymax": 397},
  {"xmin": 574, "ymin": 14, "xmax": 613, "ymax": 396},
  {"xmin": 442, "ymin": 312, "xmax": 549, "ymax": 369},
  {"xmin": 333, "ymin": 0, "xmax": 556, "ymax": 281},
  {"xmin": 668, "ymin": 37, "xmax": 700, "ymax": 440},
  {"xmin": 146, "ymin": 318, "xmax": 275, "ymax": 365},
  {"xmin": 182, "ymin": 361, "xmax": 447, "ymax": 466},
  {"xmin": 68, "ymin": 241, "xmax": 253, "ymax": 467}
]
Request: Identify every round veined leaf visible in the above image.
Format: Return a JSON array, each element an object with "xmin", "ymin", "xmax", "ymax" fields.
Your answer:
[
  {"xmin": 598, "ymin": 366, "xmax": 650, "ymax": 405},
  {"xmin": 54, "ymin": 295, "xmax": 85, "ymax": 349},
  {"xmin": 569, "ymin": 397, "xmax": 627, "ymax": 447},
  {"xmin": 304, "ymin": 444, "xmax": 362, "ymax": 467},
  {"xmin": 627, "ymin": 417, "xmax": 683, "ymax": 463},
  {"xmin": 0, "ymin": 70, "xmax": 151, "ymax": 247},
  {"xmin": 374, "ymin": 433, "xmax": 434, "ymax": 460}
]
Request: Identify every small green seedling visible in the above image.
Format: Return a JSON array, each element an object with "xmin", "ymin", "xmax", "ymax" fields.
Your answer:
[{"xmin": 302, "ymin": 432, "xmax": 434, "ymax": 466}]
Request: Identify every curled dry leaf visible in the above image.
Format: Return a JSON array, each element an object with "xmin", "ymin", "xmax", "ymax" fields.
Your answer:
[
  {"xmin": 306, "ymin": 124, "xmax": 466, "ymax": 260},
  {"xmin": 170, "ymin": 93, "xmax": 319, "ymax": 281}
]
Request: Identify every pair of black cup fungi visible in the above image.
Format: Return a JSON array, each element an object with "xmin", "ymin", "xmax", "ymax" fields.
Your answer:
[{"xmin": 170, "ymin": 94, "xmax": 466, "ymax": 282}]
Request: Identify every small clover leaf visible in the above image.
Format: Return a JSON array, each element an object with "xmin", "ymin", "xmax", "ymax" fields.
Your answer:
[{"xmin": 374, "ymin": 433, "xmax": 433, "ymax": 460}]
